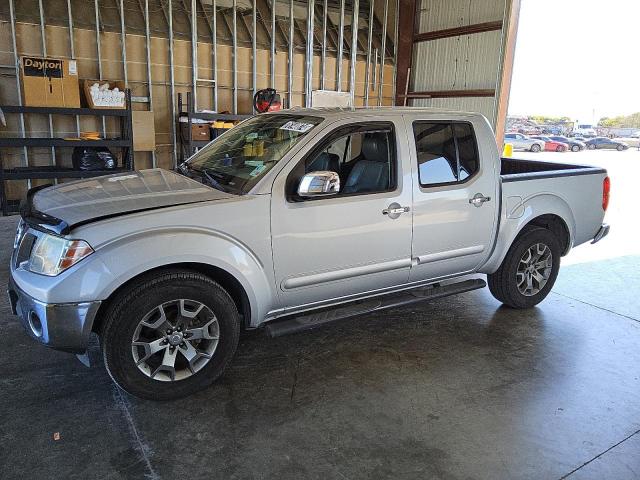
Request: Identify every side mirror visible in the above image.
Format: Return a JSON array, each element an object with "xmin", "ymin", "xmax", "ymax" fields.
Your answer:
[{"xmin": 297, "ymin": 171, "xmax": 340, "ymax": 197}]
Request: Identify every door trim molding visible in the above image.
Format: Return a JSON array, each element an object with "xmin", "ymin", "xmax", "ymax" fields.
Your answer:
[
  {"xmin": 415, "ymin": 245, "xmax": 485, "ymax": 265},
  {"xmin": 282, "ymin": 258, "xmax": 412, "ymax": 290}
]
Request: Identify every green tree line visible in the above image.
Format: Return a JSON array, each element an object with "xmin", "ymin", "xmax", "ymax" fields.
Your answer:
[{"xmin": 598, "ymin": 112, "xmax": 640, "ymax": 128}]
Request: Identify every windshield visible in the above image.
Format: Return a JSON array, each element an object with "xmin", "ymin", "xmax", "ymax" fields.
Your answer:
[{"xmin": 181, "ymin": 113, "xmax": 323, "ymax": 194}]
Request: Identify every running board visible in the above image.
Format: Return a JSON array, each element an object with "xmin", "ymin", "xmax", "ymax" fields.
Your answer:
[{"xmin": 265, "ymin": 278, "xmax": 486, "ymax": 338}]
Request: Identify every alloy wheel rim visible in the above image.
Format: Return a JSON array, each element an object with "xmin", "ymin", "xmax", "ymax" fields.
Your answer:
[
  {"xmin": 516, "ymin": 243, "xmax": 553, "ymax": 296},
  {"xmin": 131, "ymin": 299, "xmax": 219, "ymax": 382}
]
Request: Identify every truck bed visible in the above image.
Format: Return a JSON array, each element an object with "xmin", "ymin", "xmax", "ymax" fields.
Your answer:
[{"xmin": 500, "ymin": 158, "xmax": 606, "ymax": 182}]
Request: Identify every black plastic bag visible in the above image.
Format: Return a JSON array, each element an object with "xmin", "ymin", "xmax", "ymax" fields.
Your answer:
[{"xmin": 72, "ymin": 147, "xmax": 117, "ymax": 171}]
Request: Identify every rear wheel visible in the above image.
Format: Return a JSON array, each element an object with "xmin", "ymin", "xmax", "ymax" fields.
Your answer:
[
  {"xmin": 530, "ymin": 144, "xmax": 541, "ymax": 152},
  {"xmin": 488, "ymin": 226, "xmax": 561, "ymax": 309},
  {"xmin": 571, "ymin": 145, "xmax": 580, "ymax": 152},
  {"xmin": 588, "ymin": 143, "xmax": 596, "ymax": 150},
  {"xmin": 101, "ymin": 270, "xmax": 240, "ymax": 400},
  {"xmin": 556, "ymin": 145, "xmax": 564, "ymax": 152},
  {"xmin": 616, "ymin": 144, "xmax": 624, "ymax": 151}
]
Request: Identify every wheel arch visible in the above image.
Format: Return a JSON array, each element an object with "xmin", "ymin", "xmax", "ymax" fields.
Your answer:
[
  {"xmin": 481, "ymin": 195, "xmax": 575, "ymax": 274},
  {"xmin": 93, "ymin": 262, "xmax": 253, "ymax": 335}
]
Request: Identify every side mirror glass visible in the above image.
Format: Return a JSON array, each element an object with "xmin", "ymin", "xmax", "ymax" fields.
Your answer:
[{"xmin": 297, "ymin": 171, "xmax": 340, "ymax": 197}]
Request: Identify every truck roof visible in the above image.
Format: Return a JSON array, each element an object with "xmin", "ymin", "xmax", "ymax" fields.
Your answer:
[{"xmin": 277, "ymin": 106, "xmax": 485, "ymax": 120}]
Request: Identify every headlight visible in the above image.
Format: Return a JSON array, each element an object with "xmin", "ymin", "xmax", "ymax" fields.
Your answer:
[{"xmin": 27, "ymin": 234, "xmax": 94, "ymax": 276}]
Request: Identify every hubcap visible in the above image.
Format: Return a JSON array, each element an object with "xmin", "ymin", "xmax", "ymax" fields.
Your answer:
[
  {"xmin": 516, "ymin": 243, "xmax": 553, "ymax": 296},
  {"xmin": 131, "ymin": 299, "xmax": 220, "ymax": 382}
]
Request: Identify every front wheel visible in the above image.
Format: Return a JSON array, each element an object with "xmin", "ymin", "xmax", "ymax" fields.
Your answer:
[
  {"xmin": 556, "ymin": 145, "xmax": 564, "ymax": 152},
  {"xmin": 616, "ymin": 145, "xmax": 624, "ymax": 151},
  {"xmin": 571, "ymin": 145, "xmax": 580, "ymax": 152},
  {"xmin": 588, "ymin": 144, "xmax": 596, "ymax": 150},
  {"xmin": 101, "ymin": 270, "xmax": 240, "ymax": 400},
  {"xmin": 530, "ymin": 144, "xmax": 541, "ymax": 152},
  {"xmin": 488, "ymin": 226, "xmax": 561, "ymax": 309}
]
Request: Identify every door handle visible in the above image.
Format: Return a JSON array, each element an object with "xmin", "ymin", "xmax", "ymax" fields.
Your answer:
[
  {"xmin": 469, "ymin": 193, "xmax": 491, "ymax": 207},
  {"xmin": 382, "ymin": 205, "xmax": 410, "ymax": 215}
]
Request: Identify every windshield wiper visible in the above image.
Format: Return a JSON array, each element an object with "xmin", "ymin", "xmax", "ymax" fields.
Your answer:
[{"xmin": 201, "ymin": 168, "xmax": 230, "ymax": 193}]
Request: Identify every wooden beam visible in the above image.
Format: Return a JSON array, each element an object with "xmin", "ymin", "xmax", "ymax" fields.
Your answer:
[
  {"xmin": 495, "ymin": 0, "xmax": 522, "ymax": 147},
  {"xmin": 414, "ymin": 21, "xmax": 503, "ymax": 43},
  {"xmin": 394, "ymin": 0, "xmax": 418, "ymax": 105},
  {"xmin": 401, "ymin": 89, "xmax": 496, "ymax": 99}
]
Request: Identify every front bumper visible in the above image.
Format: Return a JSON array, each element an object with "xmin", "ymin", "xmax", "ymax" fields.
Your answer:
[
  {"xmin": 591, "ymin": 223, "xmax": 610, "ymax": 244},
  {"xmin": 7, "ymin": 276, "xmax": 101, "ymax": 354}
]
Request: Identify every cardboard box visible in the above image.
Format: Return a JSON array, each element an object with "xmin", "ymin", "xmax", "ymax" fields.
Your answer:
[
  {"xmin": 132, "ymin": 111, "xmax": 156, "ymax": 152},
  {"xmin": 181, "ymin": 123, "xmax": 211, "ymax": 142},
  {"xmin": 20, "ymin": 56, "xmax": 80, "ymax": 108},
  {"xmin": 82, "ymin": 79, "xmax": 126, "ymax": 109}
]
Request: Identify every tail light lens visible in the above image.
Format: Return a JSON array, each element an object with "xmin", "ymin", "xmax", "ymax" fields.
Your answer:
[{"xmin": 602, "ymin": 176, "xmax": 610, "ymax": 211}]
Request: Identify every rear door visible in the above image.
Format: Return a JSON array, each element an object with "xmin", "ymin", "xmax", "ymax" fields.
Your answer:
[
  {"xmin": 270, "ymin": 117, "xmax": 413, "ymax": 312},
  {"xmin": 406, "ymin": 118, "xmax": 499, "ymax": 282}
]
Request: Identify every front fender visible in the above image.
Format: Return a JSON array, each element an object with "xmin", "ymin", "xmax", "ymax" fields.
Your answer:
[
  {"xmin": 26, "ymin": 228, "xmax": 277, "ymax": 327},
  {"xmin": 480, "ymin": 192, "xmax": 575, "ymax": 274}
]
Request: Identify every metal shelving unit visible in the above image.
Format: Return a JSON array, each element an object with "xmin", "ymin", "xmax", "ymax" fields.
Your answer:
[
  {"xmin": 178, "ymin": 92, "xmax": 251, "ymax": 162},
  {"xmin": 0, "ymin": 90, "xmax": 134, "ymax": 215}
]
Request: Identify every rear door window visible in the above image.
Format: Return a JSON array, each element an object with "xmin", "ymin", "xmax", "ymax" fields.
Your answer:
[{"xmin": 413, "ymin": 122, "xmax": 480, "ymax": 187}]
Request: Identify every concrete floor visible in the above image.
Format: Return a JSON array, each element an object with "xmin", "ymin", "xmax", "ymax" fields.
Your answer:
[{"xmin": 1, "ymin": 149, "xmax": 639, "ymax": 479}]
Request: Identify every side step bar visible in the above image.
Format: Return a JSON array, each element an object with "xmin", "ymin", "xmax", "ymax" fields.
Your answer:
[{"xmin": 265, "ymin": 278, "xmax": 486, "ymax": 338}]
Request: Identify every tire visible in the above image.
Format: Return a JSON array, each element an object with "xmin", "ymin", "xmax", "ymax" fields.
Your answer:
[
  {"xmin": 616, "ymin": 145, "xmax": 624, "ymax": 151},
  {"xmin": 487, "ymin": 226, "xmax": 561, "ymax": 309},
  {"xmin": 556, "ymin": 145, "xmax": 564, "ymax": 152},
  {"xmin": 587, "ymin": 144, "xmax": 596, "ymax": 150},
  {"xmin": 571, "ymin": 145, "xmax": 580, "ymax": 152},
  {"xmin": 101, "ymin": 270, "xmax": 240, "ymax": 400},
  {"xmin": 530, "ymin": 144, "xmax": 541, "ymax": 152}
]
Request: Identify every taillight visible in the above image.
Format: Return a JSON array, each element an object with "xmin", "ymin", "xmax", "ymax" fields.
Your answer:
[{"xmin": 602, "ymin": 176, "xmax": 610, "ymax": 211}]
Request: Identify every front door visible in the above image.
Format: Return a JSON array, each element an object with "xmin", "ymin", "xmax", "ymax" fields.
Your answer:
[
  {"xmin": 407, "ymin": 119, "xmax": 499, "ymax": 282},
  {"xmin": 271, "ymin": 118, "xmax": 413, "ymax": 312}
]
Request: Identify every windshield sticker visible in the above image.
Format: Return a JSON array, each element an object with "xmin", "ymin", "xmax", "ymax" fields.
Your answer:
[
  {"xmin": 245, "ymin": 160, "xmax": 264, "ymax": 167},
  {"xmin": 279, "ymin": 121, "xmax": 314, "ymax": 133},
  {"xmin": 249, "ymin": 164, "xmax": 267, "ymax": 177}
]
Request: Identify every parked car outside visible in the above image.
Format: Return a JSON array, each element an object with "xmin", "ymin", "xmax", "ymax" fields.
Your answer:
[
  {"xmin": 614, "ymin": 137, "xmax": 640, "ymax": 148},
  {"xmin": 504, "ymin": 133, "xmax": 546, "ymax": 152},
  {"xmin": 531, "ymin": 136, "xmax": 569, "ymax": 152},
  {"xmin": 585, "ymin": 137, "xmax": 629, "ymax": 151},
  {"xmin": 548, "ymin": 135, "xmax": 586, "ymax": 152}
]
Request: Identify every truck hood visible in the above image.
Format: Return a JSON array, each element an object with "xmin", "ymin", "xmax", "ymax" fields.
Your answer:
[{"xmin": 22, "ymin": 169, "xmax": 231, "ymax": 234}]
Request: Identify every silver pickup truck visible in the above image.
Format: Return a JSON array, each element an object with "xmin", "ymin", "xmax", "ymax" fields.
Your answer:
[{"xmin": 8, "ymin": 108, "xmax": 610, "ymax": 400}]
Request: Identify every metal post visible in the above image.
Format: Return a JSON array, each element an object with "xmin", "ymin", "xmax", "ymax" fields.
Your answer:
[
  {"xmin": 144, "ymin": 0, "xmax": 157, "ymax": 167},
  {"xmin": 349, "ymin": 0, "xmax": 359, "ymax": 103},
  {"xmin": 392, "ymin": 0, "xmax": 399, "ymax": 105},
  {"xmin": 271, "ymin": 0, "xmax": 276, "ymax": 89},
  {"xmin": 305, "ymin": 0, "xmax": 315, "ymax": 107},
  {"xmin": 320, "ymin": 0, "xmax": 328, "ymax": 90},
  {"xmin": 288, "ymin": 0, "xmax": 294, "ymax": 108},
  {"xmin": 8, "ymin": 0, "xmax": 29, "ymax": 180},
  {"xmin": 336, "ymin": 0, "xmax": 345, "ymax": 91},
  {"xmin": 252, "ymin": 0, "xmax": 257, "ymax": 101},
  {"xmin": 94, "ymin": 0, "xmax": 107, "ymax": 136},
  {"xmin": 364, "ymin": 0, "xmax": 374, "ymax": 106},
  {"xmin": 38, "ymin": 0, "xmax": 57, "ymax": 172},
  {"xmin": 66, "ymin": 0, "xmax": 81, "ymax": 137},
  {"xmin": 373, "ymin": 47, "xmax": 378, "ymax": 92},
  {"xmin": 191, "ymin": 0, "xmax": 197, "ymax": 110},
  {"xmin": 232, "ymin": 0, "xmax": 238, "ymax": 114},
  {"xmin": 377, "ymin": 0, "xmax": 388, "ymax": 105},
  {"xmin": 119, "ymin": 0, "xmax": 128, "ymax": 87},
  {"xmin": 168, "ymin": 0, "xmax": 178, "ymax": 166},
  {"xmin": 212, "ymin": 0, "xmax": 218, "ymax": 111}
]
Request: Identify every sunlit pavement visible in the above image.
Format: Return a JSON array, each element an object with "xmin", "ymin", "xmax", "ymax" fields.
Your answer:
[{"xmin": 517, "ymin": 148, "xmax": 640, "ymax": 320}]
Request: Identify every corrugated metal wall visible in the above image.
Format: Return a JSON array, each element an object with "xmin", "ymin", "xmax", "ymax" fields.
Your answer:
[
  {"xmin": 0, "ymin": 0, "xmax": 397, "ymax": 201},
  {"xmin": 410, "ymin": 0, "xmax": 507, "ymax": 125}
]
